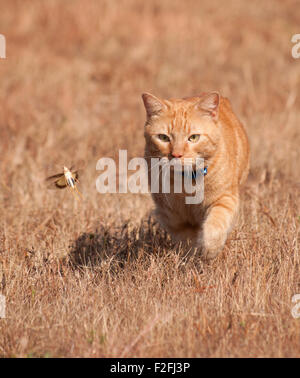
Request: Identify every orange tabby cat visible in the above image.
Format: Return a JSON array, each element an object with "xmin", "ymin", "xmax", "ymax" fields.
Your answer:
[{"xmin": 142, "ymin": 92, "xmax": 250, "ymax": 259}]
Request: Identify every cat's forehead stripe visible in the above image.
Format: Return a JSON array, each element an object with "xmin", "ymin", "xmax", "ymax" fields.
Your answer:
[{"xmin": 170, "ymin": 108, "xmax": 190, "ymax": 133}]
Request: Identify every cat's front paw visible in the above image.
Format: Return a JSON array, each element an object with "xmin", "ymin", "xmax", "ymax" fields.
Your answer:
[{"xmin": 199, "ymin": 224, "xmax": 227, "ymax": 259}]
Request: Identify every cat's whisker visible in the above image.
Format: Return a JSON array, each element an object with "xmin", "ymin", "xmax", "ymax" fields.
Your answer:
[
  {"xmin": 162, "ymin": 166, "xmax": 173, "ymax": 210},
  {"xmin": 149, "ymin": 160, "xmax": 162, "ymax": 171},
  {"xmin": 148, "ymin": 158, "xmax": 169, "ymax": 176},
  {"xmin": 151, "ymin": 164, "xmax": 162, "ymax": 194}
]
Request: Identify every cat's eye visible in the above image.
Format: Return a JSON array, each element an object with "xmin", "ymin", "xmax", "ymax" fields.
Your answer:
[
  {"xmin": 188, "ymin": 134, "xmax": 200, "ymax": 143},
  {"xmin": 157, "ymin": 134, "xmax": 170, "ymax": 142}
]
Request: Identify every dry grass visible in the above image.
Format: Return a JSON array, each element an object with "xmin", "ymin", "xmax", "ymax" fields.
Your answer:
[{"xmin": 0, "ymin": 0, "xmax": 299, "ymax": 357}]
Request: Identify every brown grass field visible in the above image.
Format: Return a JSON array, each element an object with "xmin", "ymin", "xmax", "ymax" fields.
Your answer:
[{"xmin": 0, "ymin": 0, "xmax": 299, "ymax": 358}]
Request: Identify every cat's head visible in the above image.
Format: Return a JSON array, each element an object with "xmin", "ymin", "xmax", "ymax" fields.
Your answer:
[{"xmin": 142, "ymin": 92, "xmax": 221, "ymax": 165}]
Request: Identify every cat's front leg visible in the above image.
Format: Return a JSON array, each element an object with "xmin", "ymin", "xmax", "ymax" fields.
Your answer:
[{"xmin": 199, "ymin": 194, "xmax": 239, "ymax": 259}]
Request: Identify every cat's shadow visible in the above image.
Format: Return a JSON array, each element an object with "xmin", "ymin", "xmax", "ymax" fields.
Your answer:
[{"xmin": 69, "ymin": 216, "xmax": 181, "ymax": 270}]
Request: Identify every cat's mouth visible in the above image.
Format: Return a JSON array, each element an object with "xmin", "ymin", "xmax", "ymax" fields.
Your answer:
[
  {"xmin": 165, "ymin": 156, "xmax": 200, "ymax": 169},
  {"xmin": 162, "ymin": 156, "xmax": 207, "ymax": 177}
]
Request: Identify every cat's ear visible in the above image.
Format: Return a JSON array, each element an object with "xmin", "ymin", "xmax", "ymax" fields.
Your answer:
[
  {"xmin": 142, "ymin": 93, "xmax": 166, "ymax": 118},
  {"xmin": 196, "ymin": 92, "xmax": 220, "ymax": 120}
]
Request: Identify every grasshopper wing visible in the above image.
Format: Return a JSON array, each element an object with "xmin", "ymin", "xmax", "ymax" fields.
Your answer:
[{"xmin": 46, "ymin": 173, "xmax": 67, "ymax": 189}]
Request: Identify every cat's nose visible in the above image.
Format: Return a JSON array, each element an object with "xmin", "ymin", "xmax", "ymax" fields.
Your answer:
[{"xmin": 171, "ymin": 152, "xmax": 183, "ymax": 158}]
